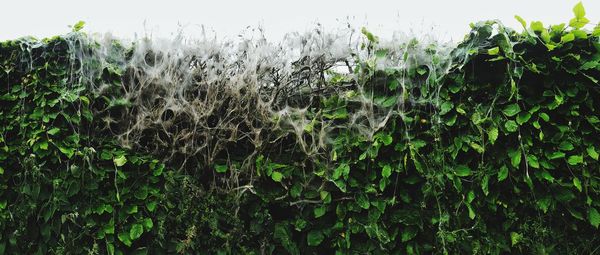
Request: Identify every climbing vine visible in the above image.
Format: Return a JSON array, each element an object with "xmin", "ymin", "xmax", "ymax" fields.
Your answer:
[{"xmin": 1, "ymin": 2, "xmax": 600, "ymax": 254}]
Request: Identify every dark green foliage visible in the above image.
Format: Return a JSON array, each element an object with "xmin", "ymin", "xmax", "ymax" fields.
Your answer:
[{"xmin": 2, "ymin": 4, "xmax": 600, "ymax": 254}]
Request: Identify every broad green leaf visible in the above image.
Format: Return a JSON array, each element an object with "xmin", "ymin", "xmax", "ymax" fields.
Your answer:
[
  {"xmin": 526, "ymin": 155, "xmax": 540, "ymax": 168},
  {"xmin": 307, "ymin": 230, "xmax": 324, "ymax": 246},
  {"xmin": 357, "ymin": 194, "xmax": 370, "ymax": 209},
  {"xmin": 573, "ymin": 2, "xmax": 586, "ymax": 19},
  {"xmin": 439, "ymin": 101, "xmax": 454, "ymax": 115},
  {"xmin": 455, "ymin": 165, "xmax": 471, "ymax": 177},
  {"xmin": 589, "ymin": 207, "xmax": 600, "ymax": 228},
  {"xmin": 505, "ymin": 120, "xmax": 518, "ymax": 132},
  {"xmin": 508, "ymin": 149, "xmax": 522, "ymax": 168},
  {"xmin": 314, "ymin": 206, "xmax": 327, "ymax": 218},
  {"xmin": 129, "ymin": 224, "xmax": 143, "ymax": 240},
  {"xmin": 143, "ymin": 218, "xmax": 153, "ymax": 230},
  {"xmin": 516, "ymin": 112, "xmax": 531, "ymax": 125},
  {"xmin": 498, "ymin": 165, "xmax": 509, "ymax": 181},
  {"xmin": 0, "ymin": 166, "xmax": 3, "ymax": 175},
  {"xmin": 382, "ymin": 165, "xmax": 392, "ymax": 178},
  {"xmin": 568, "ymin": 155, "xmax": 584, "ymax": 165},
  {"xmin": 502, "ymin": 104, "xmax": 521, "ymax": 117},
  {"xmin": 561, "ymin": 33, "xmax": 575, "ymax": 43},
  {"xmin": 530, "ymin": 21, "xmax": 544, "ymax": 32},
  {"xmin": 113, "ymin": 155, "xmax": 127, "ymax": 167},
  {"xmin": 540, "ymin": 170, "xmax": 554, "ymax": 183},
  {"xmin": 118, "ymin": 232, "xmax": 132, "ymax": 247}
]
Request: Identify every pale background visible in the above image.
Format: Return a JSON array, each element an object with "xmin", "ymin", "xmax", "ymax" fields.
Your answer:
[{"xmin": 1, "ymin": 0, "xmax": 599, "ymax": 42}]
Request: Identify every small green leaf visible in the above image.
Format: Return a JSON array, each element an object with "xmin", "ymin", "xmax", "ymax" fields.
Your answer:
[
  {"xmin": 573, "ymin": 177, "xmax": 583, "ymax": 192},
  {"xmin": 526, "ymin": 155, "xmax": 540, "ymax": 169},
  {"xmin": 307, "ymin": 230, "xmax": 324, "ymax": 246},
  {"xmin": 561, "ymin": 33, "xmax": 575, "ymax": 43},
  {"xmin": 540, "ymin": 170, "xmax": 554, "ymax": 183},
  {"xmin": 589, "ymin": 207, "xmax": 600, "ymax": 228},
  {"xmin": 271, "ymin": 171, "xmax": 283, "ymax": 182},
  {"xmin": 498, "ymin": 165, "xmax": 508, "ymax": 182},
  {"xmin": 504, "ymin": 120, "xmax": 518, "ymax": 132},
  {"xmin": 568, "ymin": 155, "xmax": 584, "ymax": 165},
  {"xmin": 314, "ymin": 206, "xmax": 327, "ymax": 218},
  {"xmin": 382, "ymin": 165, "xmax": 392, "ymax": 178},
  {"xmin": 487, "ymin": 126, "xmax": 498, "ymax": 145},
  {"xmin": 455, "ymin": 165, "xmax": 471, "ymax": 177},
  {"xmin": 356, "ymin": 194, "xmax": 370, "ymax": 209},
  {"xmin": 0, "ymin": 166, "xmax": 4, "ymax": 175},
  {"xmin": 215, "ymin": 164, "xmax": 228, "ymax": 173},
  {"xmin": 129, "ymin": 224, "xmax": 144, "ymax": 240},
  {"xmin": 113, "ymin": 155, "xmax": 127, "ymax": 167},
  {"xmin": 587, "ymin": 146, "xmax": 599, "ymax": 160},
  {"xmin": 487, "ymin": 47, "xmax": 500, "ymax": 55},
  {"xmin": 515, "ymin": 15, "xmax": 527, "ymax": 28},
  {"xmin": 502, "ymin": 104, "xmax": 521, "ymax": 117},
  {"xmin": 47, "ymin": 127, "xmax": 60, "ymax": 135},
  {"xmin": 143, "ymin": 218, "xmax": 154, "ymax": 230}
]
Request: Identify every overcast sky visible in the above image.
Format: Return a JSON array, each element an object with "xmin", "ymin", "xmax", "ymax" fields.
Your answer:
[{"xmin": 1, "ymin": 0, "xmax": 599, "ymax": 42}]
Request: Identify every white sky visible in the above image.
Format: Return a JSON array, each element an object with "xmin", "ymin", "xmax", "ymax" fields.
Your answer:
[{"xmin": 1, "ymin": 0, "xmax": 599, "ymax": 42}]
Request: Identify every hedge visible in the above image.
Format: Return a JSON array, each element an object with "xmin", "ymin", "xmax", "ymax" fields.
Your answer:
[{"xmin": 1, "ymin": 3, "xmax": 600, "ymax": 254}]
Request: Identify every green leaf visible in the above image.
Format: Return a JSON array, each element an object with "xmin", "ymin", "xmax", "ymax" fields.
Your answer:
[
  {"xmin": 540, "ymin": 170, "xmax": 554, "ymax": 183},
  {"xmin": 515, "ymin": 15, "xmax": 527, "ymax": 28},
  {"xmin": 439, "ymin": 101, "xmax": 454, "ymax": 115},
  {"xmin": 561, "ymin": 33, "xmax": 575, "ymax": 43},
  {"xmin": 526, "ymin": 155, "xmax": 540, "ymax": 169},
  {"xmin": 314, "ymin": 206, "xmax": 327, "ymax": 218},
  {"xmin": 487, "ymin": 47, "xmax": 500, "ymax": 55},
  {"xmin": 498, "ymin": 165, "xmax": 508, "ymax": 181},
  {"xmin": 516, "ymin": 112, "xmax": 531, "ymax": 125},
  {"xmin": 129, "ymin": 224, "xmax": 144, "ymax": 240},
  {"xmin": 71, "ymin": 21, "xmax": 86, "ymax": 32},
  {"xmin": 504, "ymin": 120, "xmax": 518, "ymax": 132},
  {"xmin": 530, "ymin": 21, "xmax": 544, "ymax": 32},
  {"xmin": 118, "ymin": 232, "xmax": 132, "ymax": 247},
  {"xmin": 356, "ymin": 194, "xmax": 370, "ymax": 209},
  {"xmin": 307, "ymin": 230, "xmax": 324, "ymax": 246},
  {"xmin": 573, "ymin": 2, "xmax": 586, "ymax": 19},
  {"xmin": 58, "ymin": 146, "xmax": 75, "ymax": 159},
  {"xmin": 215, "ymin": 164, "xmax": 228, "ymax": 173},
  {"xmin": 587, "ymin": 146, "xmax": 599, "ymax": 160},
  {"xmin": 455, "ymin": 165, "xmax": 471, "ymax": 177},
  {"xmin": 508, "ymin": 149, "xmax": 522, "ymax": 168},
  {"xmin": 573, "ymin": 177, "xmax": 583, "ymax": 192},
  {"xmin": 382, "ymin": 165, "xmax": 392, "ymax": 178},
  {"xmin": 271, "ymin": 171, "xmax": 283, "ymax": 182},
  {"xmin": 559, "ymin": 141, "xmax": 575, "ymax": 151},
  {"xmin": 487, "ymin": 126, "xmax": 498, "ymax": 145},
  {"xmin": 142, "ymin": 218, "xmax": 154, "ymax": 230},
  {"xmin": 568, "ymin": 155, "xmax": 584, "ymax": 165},
  {"xmin": 113, "ymin": 155, "xmax": 127, "ymax": 167},
  {"xmin": 146, "ymin": 201, "xmax": 157, "ymax": 212},
  {"xmin": 502, "ymin": 104, "xmax": 521, "ymax": 117},
  {"xmin": 47, "ymin": 127, "xmax": 60, "ymax": 135},
  {"xmin": 589, "ymin": 207, "xmax": 600, "ymax": 228},
  {"xmin": 0, "ymin": 166, "xmax": 4, "ymax": 175}
]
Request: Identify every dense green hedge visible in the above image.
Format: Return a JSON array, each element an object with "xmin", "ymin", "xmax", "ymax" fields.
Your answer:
[{"xmin": 2, "ymin": 4, "xmax": 600, "ymax": 254}]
